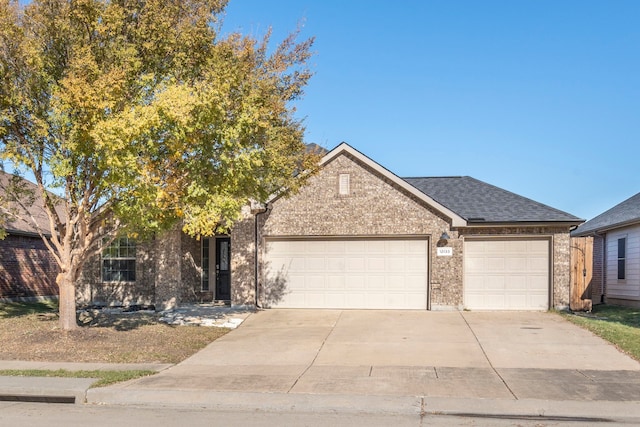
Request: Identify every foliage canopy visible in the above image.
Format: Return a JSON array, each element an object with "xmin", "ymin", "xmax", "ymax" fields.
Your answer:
[{"xmin": 0, "ymin": 0, "xmax": 318, "ymax": 329}]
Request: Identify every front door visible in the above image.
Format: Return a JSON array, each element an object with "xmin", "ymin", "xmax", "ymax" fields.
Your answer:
[{"xmin": 215, "ymin": 237, "xmax": 231, "ymax": 300}]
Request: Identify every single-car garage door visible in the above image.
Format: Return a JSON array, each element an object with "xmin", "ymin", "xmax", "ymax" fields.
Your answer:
[
  {"xmin": 464, "ymin": 239, "xmax": 550, "ymax": 310},
  {"xmin": 263, "ymin": 238, "xmax": 428, "ymax": 309}
]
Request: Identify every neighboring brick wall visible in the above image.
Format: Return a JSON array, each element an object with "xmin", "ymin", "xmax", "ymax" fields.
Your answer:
[
  {"xmin": 460, "ymin": 226, "xmax": 573, "ymax": 309},
  {"xmin": 0, "ymin": 234, "xmax": 59, "ymax": 299}
]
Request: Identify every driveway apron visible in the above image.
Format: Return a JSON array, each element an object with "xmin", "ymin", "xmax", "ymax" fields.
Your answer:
[{"xmin": 118, "ymin": 309, "xmax": 640, "ymax": 401}]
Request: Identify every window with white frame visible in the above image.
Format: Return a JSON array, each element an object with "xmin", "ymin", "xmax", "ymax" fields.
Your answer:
[
  {"xmin": 102, "ymin": 237, "xmax": 136, "ymax": 282},
  {"xmin": 618, "ymin": 237, "xmax": 626, "ymax": 280}
]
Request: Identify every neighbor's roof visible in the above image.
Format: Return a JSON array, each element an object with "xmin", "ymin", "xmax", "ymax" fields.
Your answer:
[
  {"xmin": 0, "ymin": 171, "xmax": 61, "ymax": 236},
  {"xmin": 405, "ymin": 176, "xmax": 584, "ymax": 224},
  {"xmin": 572, "ymin": 192, "xmax": 640, "ymax": 236}
]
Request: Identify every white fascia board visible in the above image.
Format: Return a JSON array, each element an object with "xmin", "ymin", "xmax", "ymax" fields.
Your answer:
[{"xmin": 322, "ymin": 143, "xmax": 467, "ymax": 227}]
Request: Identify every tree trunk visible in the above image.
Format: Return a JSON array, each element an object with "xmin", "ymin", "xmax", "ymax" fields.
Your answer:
[{"xmin": 57, "ymin": 272, "xmax": 78, "ymax": 330}]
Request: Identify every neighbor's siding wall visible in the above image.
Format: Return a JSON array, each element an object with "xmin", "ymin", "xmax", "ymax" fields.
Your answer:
[
  {"xmin": 0, "ymin": 234, "xmax": 59, "ymax": 299},
  {"xmin": 605, "ymin": 224, "xmax": 640, "ymax": 303},
  {"xmin": 252, "ymin": 152, "xmax": 462, "ymax": 308}
]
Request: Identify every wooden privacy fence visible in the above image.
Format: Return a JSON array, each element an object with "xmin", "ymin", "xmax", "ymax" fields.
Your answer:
[{"xmin": 570, "ymin": 236, "xmax": 593, "ymax": 311}]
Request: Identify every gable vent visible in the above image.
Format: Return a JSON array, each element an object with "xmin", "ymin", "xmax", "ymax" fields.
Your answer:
[{"xmin": 339, "ymin": 173, "xmax": 350, "ymax": 195}]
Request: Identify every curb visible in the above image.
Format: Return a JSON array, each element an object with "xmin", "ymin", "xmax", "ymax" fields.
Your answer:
[
  {"xmin": 0, "ymin": 376, "xmax": 96, "ymax": 404},
  {"xmin": 86, "ymin": 387, "xmax": 640, "ymax": 421}
]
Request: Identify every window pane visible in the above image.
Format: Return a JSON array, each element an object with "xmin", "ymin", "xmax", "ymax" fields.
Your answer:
[
  {"xmin": 102, "ymin": 237, "xmax": 136, "ymax": 282},
  {"xmin": 618, "ymin": 238, "xmax": 626, "ymax": 259},
  {"xmin": 220, "ymin": 241, "xmax": 229, "ymax": 271},
  {"xmin": 618, "ymin": 259, "xmax": 626, "ymax": 280},
  {"xmin": 202, "ymin": 238, "xmax": 210, "ymax": 291}
]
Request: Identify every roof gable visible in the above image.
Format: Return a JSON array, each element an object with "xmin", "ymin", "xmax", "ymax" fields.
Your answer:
[
  {"xmin": 572, "ymin": 192, "xmax": 640, "ymax": 236},
  {"xmin": 321, "ymin": 143, "xmax": 467, "ymax": 227}
]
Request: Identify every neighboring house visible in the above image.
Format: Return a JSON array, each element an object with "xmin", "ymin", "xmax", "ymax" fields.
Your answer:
[
  {"xmin": 0, "ymin": 171, "xmax": 60, "ymax": 301},
  {"xmin": 572, "ymin": 192, "xmax": 640, "ymax": 307},
  {"xmin": 77, "ymin": 143, "xmax": 584, "ymax": 311}
]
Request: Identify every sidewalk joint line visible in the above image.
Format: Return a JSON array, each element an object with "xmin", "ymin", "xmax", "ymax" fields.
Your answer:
[
  {"xmin": 459, "ymin": 311, "xmax": 518, "ymax": 399},
  {"xmin": 286, "ymin": 311, "xmax": 343, "ymax": 393},
  {"xmin": 577, "ymin": 369, "xmax": 596, "ymax": 382}
]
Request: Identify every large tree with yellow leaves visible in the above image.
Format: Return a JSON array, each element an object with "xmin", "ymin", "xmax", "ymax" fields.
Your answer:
[{"xmin": 0, "ymin": 0, "xmax": 318, "ymax": 330}]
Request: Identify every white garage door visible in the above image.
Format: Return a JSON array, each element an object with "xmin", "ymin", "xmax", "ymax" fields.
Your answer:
[
  {"xmin": 464, "ymin": 239, "xmax": 550, "ymax": 310},
  {"xmin": 263, "ymin": 238, "xmax": 428, "ymax": 309}
]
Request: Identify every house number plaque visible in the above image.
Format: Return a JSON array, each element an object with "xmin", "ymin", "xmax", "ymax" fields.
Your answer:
[{"xmin": 437, "ymin": 247, "xmax": 453, "ymax": 257}]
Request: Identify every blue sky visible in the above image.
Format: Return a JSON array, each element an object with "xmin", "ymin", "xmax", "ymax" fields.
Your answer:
[{"xmin": 222, "ymin": 0, "xmax": 640, "ymax": 221}]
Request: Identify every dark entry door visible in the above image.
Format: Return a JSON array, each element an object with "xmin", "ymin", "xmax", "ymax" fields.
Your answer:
[{"xmin": 215, "ymin": 237, "xmax": 231, "ymax": 300}]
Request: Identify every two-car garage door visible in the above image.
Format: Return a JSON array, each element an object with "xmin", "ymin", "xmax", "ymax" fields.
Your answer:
[
  {"xmin": 263, "ymin": 238, "xmax": 429, "ymax": 309},
  {"xmin": 262, "ymin": 237, "xmax": 550, "ymax": 311},
  {"xmin": 464, "ymin": 239, "xmax": 550, "ymax": 310}
]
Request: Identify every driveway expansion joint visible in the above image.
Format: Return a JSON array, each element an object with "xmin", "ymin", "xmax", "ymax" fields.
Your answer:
[
  {"xmin": 459, "ymin": 311, "xmax": 518, "ymax": 400},
  {"xmin": 287, "ymin": 310, "xmax": 343, "ymax": 393}
]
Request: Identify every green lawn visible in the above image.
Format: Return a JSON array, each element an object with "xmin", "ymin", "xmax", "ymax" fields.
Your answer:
[
  {"xmin": 0, "ymin": 300, "xmax": 58, "ymax": 318},
  {"xmin": 0, "ymin": 369, "xmax": 156, "ymax": 387},
  {"xmin": 563, "ymin": 305, "xmax": 640, "ymax": 362}
]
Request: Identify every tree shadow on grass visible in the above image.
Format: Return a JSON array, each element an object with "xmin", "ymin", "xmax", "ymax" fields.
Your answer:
[
  {"xmin": 77, "ymin": 309, "xmax": 166, "ymax": 331},
  {"xmin": 0, "ymin": 301, "xmax": 58, "ymax": 318}
]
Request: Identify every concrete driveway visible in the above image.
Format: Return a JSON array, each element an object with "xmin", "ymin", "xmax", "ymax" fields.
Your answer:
[{"xmin": 102, "ymin": 310, "xmax": 640, "ymax": 401}]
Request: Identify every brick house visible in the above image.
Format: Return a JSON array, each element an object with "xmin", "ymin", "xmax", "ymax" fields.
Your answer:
[
  {"xmin": 0, "ymin": 172, "xmax": 59, "ymax": 301},
  {"xmin": 77, "ymin": 143, "xmax": 584, "ymax": 311},
  {"xmin": 572, "ymin": 192, "xmax": 640, "ymax": 308}
]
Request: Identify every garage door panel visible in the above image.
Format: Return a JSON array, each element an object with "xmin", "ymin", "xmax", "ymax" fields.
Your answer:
[
  {"xmin": 368, "ymin": 276, "xmax": 386, "ymax": 290},
  {"xmin": 405, "ymin": 240, "xmax": 427, "ymax": 253},
  {"xmin": 487, "ymin": 257, "xmax": 506, "ymax": 271},
  {"xmin": 405, "ymin": 256, "xmax": 428, "ymax": 271},
  {"xmin": 346, "ymin": 257, "xmax": 365, "ymax": 271},
  {"xmin": 528, "ymin": 275, "xmax": 548, "ymax": 290},
  {"xmin": 509, "ymin": 276, "xmax": 527, "ymax": 290},
  {"xmin": 506, "ymin": 257, "xmax": 527, "ymax": 271},
  {"xmin": 528, "ymin": 257, "xmax": 548, "ymax": 271},
  {"xmin": 327, "ymin": 275, "xmax": 344, "ymax": 289},
  {"xmin": 387, "ymin": 257, "xmax": 406, "ymax": 272},
  {"xmin": 303, "ymin": 275, "xmax": 324, "ymax": 290},
  {"xmin": 465, "ymin": 256, "xmax": 486, "ymax": 272},
  {"xmin": 464, "ymin": 239, "xmax": 549, "ymax": 311},
  {"xmin": 508, "ymin": 240, "xmax": 528, "ymax": 251},
  {"xmin": 264, "ymin": 238, "xmax": 428, "ymax": 309},
  {"xmin": 367, "ymin": 257, "xmax": 386, "ymax": 272},
  {"xmin": 326, "ymin": 257, "xmax": 345, "ymax": 272},
  {"xmin": 367, "ymin": 240, "xmax": 386, "ymax": 253}
]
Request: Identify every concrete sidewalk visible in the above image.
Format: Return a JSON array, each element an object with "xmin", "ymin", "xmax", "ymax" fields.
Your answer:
[
  {"xmin": 84, "ymin": 310, "xmax": 640, "ymax": 418},
  {"xmin": 0, "ymin": 362, "xmax": 171, "ymax": 404},
  {"xmin": 4, "ymin": 309, "xmax": 640, "ymax": 420}
]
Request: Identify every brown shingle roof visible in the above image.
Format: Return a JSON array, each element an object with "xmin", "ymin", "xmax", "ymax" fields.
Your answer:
[{"xmin": 0, "ymin": 171, "xmax": 63, "ymax": 237}]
